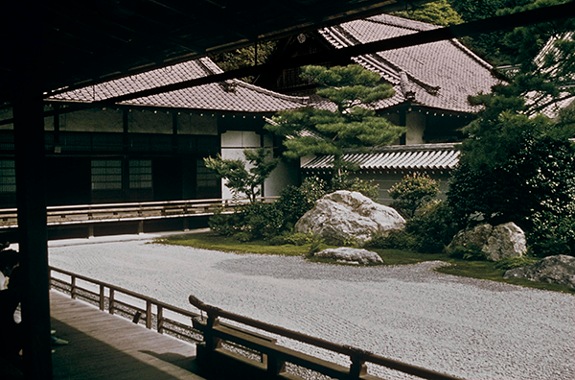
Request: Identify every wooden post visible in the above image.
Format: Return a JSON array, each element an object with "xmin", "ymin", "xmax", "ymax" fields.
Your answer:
[
  {"xmin": 99, "ymin": 285, "xmax": 106, "ymax": 310},
  {"xmin": 157, "ymin": 306, "xmax": 164, "ymax": 333},
  {"xmin": 204, "ymin": 310, "xmax": 222, "ymax": 352},
  {"xmin": 146, "ymin": 301, "xmax": 153, "ymax": 329},
  {"xmin": 349, "ymin": 350, "xmax": 368, "ymax": 379},
  {"xmin": 109, "ymin": 289, "xmax": 115, "ymax": 314},
  {"xmin": 266, "ymin": 354, "xmax": 286, "ymax": 377},
  {"xmin": 13, "ymin": 75, "xmax": 53, "ymax": 380}
]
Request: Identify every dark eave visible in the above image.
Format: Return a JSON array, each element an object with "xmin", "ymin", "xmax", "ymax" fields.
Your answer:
[{"xmin": 1, "ymin": 0, "xmax": 433, "ymax": 105}]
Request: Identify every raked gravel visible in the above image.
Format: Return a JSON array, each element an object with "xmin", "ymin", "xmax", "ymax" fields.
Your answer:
[{"xmin": 47, "ymin": 233, "xmax": 575, "ymax": 380}]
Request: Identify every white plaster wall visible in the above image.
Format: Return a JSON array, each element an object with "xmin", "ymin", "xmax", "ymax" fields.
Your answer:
[
  {"xmin": 406, "ymin": 111, "xmax": 426, "ymax": 145},
  {"xmin": 219, "ymin": 130, "xmax": 298, "ymax": 199},
  {"xmin": 220, "ymin": 131, "xmax": 261, "ymax": 200}
]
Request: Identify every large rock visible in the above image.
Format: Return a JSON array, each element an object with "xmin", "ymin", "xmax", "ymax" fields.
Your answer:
[
  {"xmin": 295, "ymin": 190, "xmax": 405, "ymax": 245},
  {"xmin": 447, "ymin": 222, "xmax": 527, "ymax": 261},
  {"xmin": 504, "ymin": 255, "xmax": 575, "ymax": 289},
  {"xmin": 315, "ymin": 247, "xmax": 383, "ymax": 265}
]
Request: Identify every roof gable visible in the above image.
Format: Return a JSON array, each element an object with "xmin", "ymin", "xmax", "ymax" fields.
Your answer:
[
  {"xmin": 49, "ymin": 58, "xmax": 308, "ymax": 113},
  {"xmin": 320, "ymin": 14, "xmax": 500, "ymax": 113}
]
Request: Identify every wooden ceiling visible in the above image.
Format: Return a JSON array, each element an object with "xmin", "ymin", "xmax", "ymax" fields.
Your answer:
[
  {"xmin": 2, "ymin": 0, "xmax": 573, "ymax": 106},
  {"xmin": 1, "ymin": 0, "xmax": 429, "ymax": 104}
]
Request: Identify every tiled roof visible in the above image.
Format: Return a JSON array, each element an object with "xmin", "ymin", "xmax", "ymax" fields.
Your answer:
[
  {"xmin": 319, "ymin": 14, "xmax": 500, "ymax": 113},
  {"xmin": 302, "ymin": 143, "xmax": 460, "ymax": 171},
  {"xmin": 49, "ymin": 58, "xmax": 308, "ymax": 113}
]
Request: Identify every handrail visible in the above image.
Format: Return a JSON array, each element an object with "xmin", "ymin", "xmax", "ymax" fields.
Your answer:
[
  {"xmin": 50, "ymin": 266, "xmax": 202, "ymax": 341},
  {"xmin": 189, "ymin": 295, "xmax": 463, "ymax": 380},
  {"xmin": 0, "ymin": 197, "xmax": 278, "ymax": 228}
]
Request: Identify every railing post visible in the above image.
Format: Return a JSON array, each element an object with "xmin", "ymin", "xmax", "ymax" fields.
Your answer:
[
  {"xmin": 204, "ymin": 307, "xmax": 222, "ymax": 352},
  {"xmin": 266, "ymin": 353, "xmax": 286, "ymax": 377},
  {"xmin": 146, "ymin": 300, "xmax": 153, "ymax": 329},
  {"xmin": 348, "ymin": 348, "xmax": 368, "ymax": 379},
  {"xmin": 109, "ymin": 289, "xmax": 115, "ymax": 315},
  {"xmin": 99, "ymin": 285, "xmax": 105, "ymax": 311},
  {"xmin": 157, "ymin": 305, "xmax": 164, "ymax": 333},
  {"xmin": 71, "ymin": 275, "xmax": 77, "ymax": 299}
]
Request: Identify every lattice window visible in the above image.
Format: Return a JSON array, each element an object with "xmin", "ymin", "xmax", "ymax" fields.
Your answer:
[
  {"xmin": 91, "ymin": 160, "xmax": 122, "ymax": 190},
  {"xmin": 129, "ymin": 160, "xmax": 152, "ymax": 189},
  {"xmin": 0, "ymin": 160, "xmax": 16, "ymax": 193}
]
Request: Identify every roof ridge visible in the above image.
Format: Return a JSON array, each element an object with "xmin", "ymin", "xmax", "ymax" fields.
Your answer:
[
  {"xmin": 197, "ymin": 57, "xmax": 224, "ymax": 76},
  {"xmin": 234, "ymin": 80, "xmax": 309, "ymax": 105},
  {"xmin": 448, "ymin": 38, "xmax": 494, "ymax": 72},
  {"xmin": 365, "ymin": 13, "xmax": 438, "ymax": 33},
  {"xmin": 369, "ymin": 142, "xmax": 460, "ymax": 152},
  {"xmin": 322, "ymin": 24, "xmax": 442, "ymax": 97}
]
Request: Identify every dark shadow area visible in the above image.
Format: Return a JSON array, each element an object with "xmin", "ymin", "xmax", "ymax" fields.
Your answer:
[{"xmin": 49, "ymin": 291, "xmax": 205, "ymax": 380}]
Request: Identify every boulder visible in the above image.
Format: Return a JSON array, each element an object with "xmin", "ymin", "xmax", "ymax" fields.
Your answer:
[
  {"xmin": 295, "ymin": 190, "xmax": 405, "ymax": 245},
  {"xmin": 447, "ymin": 222, "xmax": 527, "ymax": 261},
  {"xmin": 315, "ymin": 247, "xmax": 383, "ymax": 265},
  {"xmin": 504, "ymin": 255, "xmax": 575, "ymax": 289}
]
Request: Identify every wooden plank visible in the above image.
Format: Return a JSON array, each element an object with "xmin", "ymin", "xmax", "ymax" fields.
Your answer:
[{"xmin": 50, "ymin": 291, "xmax": 206, "ymax": 380}]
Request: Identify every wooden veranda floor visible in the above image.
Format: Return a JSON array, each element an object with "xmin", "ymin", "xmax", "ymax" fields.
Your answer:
[{"xmin": 48, "ymin": 290, "xmax": 207, "ymax": 380}]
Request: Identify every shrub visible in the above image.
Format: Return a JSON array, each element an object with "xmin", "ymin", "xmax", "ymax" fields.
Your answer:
[
  {"xmin": 389, "ymin": 173, "xmax": 440, "ymax": 218},
  {"xmin": 495, "ymin": 256, "xmax": 538, "ymax": 270},
  {"xmin": 267, "ymin": 232, "xmax": 316, "ymax": 246},
  {"xmin": 365, "ymin": 230, "xmax": 417, "ymax": 250},
  {"xmin": 446, "ymin": 243, "xmax": 485, "ymax": 260},
  {"xmin": 274, "ymin": 177, "xmax": 329, "ymax": 232},
  {"xmin": 238, "ymin": 202, "xmax": 284, "ymax": 241},
  {"xmin": 306, "ymin": 234, "xmax": 325, "ymax": 257},
  {"xmin": 339, "ymin": 177, "xmax": 380, "ymax": 201},
  {"xmin": 528, "ymin": 210, "xmax": 575, "ymax": 257},
  {"xmin": 405, "ymin": 200, "xmax": 460, "ymax": 253},
  {"xmin": 208, "ymin": 209, "xmax": 242, "ymax": 236}
]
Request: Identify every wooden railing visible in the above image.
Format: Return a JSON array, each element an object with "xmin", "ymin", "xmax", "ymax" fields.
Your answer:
[
  {"xmin": 0, "ymin": 197, "xmax": 277, "ymax": 229},
  {"xmin": 50, "ymin": 266, "xmax": 203, "ymax": 343},
  {"xmin": 49, "ymin": 267, "xmax": 464, "ymax": 380},
  {"xmin": 189, "ymin": 295, "xmax": 464, "ymax": 380}
]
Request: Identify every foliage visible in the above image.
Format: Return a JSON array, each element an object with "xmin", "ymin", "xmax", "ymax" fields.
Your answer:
[
  {"xmin": 274, "ymin": 177, "xmax": 328, "ymax": 230},
  {"xmin": 268, "ymin": 232, "xmax": 317, "ymax": 246},
  {"xmin": 332, "ymin": 176, "xmax": 380, "ymax": 201},
  {"xmin": 388, "ymin": 173, "xmax": 440, "ymax": 218},
  {"xmin": 448, "ymin": 18, "xmax": 575, "ymax": 256},
  {"xmin": 204, "ymin": 148, "xmax": 279, "ymax": 203},
  {"xmin": 208, "ymin": 209, "xmax": 242, "ymax": 237},
  {"xmin": 446, "ymin": 244, "xmax": 486, "ymax": 261},
  {"xmin": 366, "ymin": 200, "xmax": 459, "ymax": 254},
  {"xmin": 495, "ymin": 256, "xmax": 539, "ymax": 270},
  {"xmin": 449, "ymin": 0, "xmax": 534, "ymax": 65},
  {"xmin": 209, "ymin": 41, "xmax": 277, "ymax": 82},
  {"xmin": 394, "ymin": 0, "xmax": 463, "ymax": 26},
  {"xmin": 364, "ymin": 230, "xmax": 418, "ymax": 250},
  {"xmin": 449, "ymin": 130, "xmax": 575, "ymax": 255},
  {"xmin": 405, "ymin": 200, "xmax": 461, "ymax": 253},
  {"xmin": 265, "ymin": 64, "xmax": 404, "ymax": 184}
]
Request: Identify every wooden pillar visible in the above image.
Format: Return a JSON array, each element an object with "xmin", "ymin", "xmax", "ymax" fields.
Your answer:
[
  {"xmin": 13, "ymin": 95, "xmax": 53, "ymax": 379},
  {"xmin": 9, "ymin": 1, "xmax": 53, "ymax": 377}
]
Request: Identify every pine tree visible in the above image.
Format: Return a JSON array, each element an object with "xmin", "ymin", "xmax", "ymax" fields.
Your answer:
[{"xmin": 265, "ymin": 64, "xmax": 404, "ymax": 186}]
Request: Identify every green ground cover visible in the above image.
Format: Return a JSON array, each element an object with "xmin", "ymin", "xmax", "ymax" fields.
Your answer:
[{"xmin": 156, "ymin": 232, "xmax": 574, "ymax": 293}]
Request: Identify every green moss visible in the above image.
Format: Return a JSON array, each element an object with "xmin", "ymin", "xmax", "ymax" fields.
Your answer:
[{"xmin": 154, "ymin": 232, "xmax": 324, "ymax": 256}]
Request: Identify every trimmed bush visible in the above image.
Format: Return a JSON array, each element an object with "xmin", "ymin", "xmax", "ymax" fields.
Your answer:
[{"xmin": 388, "ymin": 173, "xmax": 440, "ymax": 218}]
